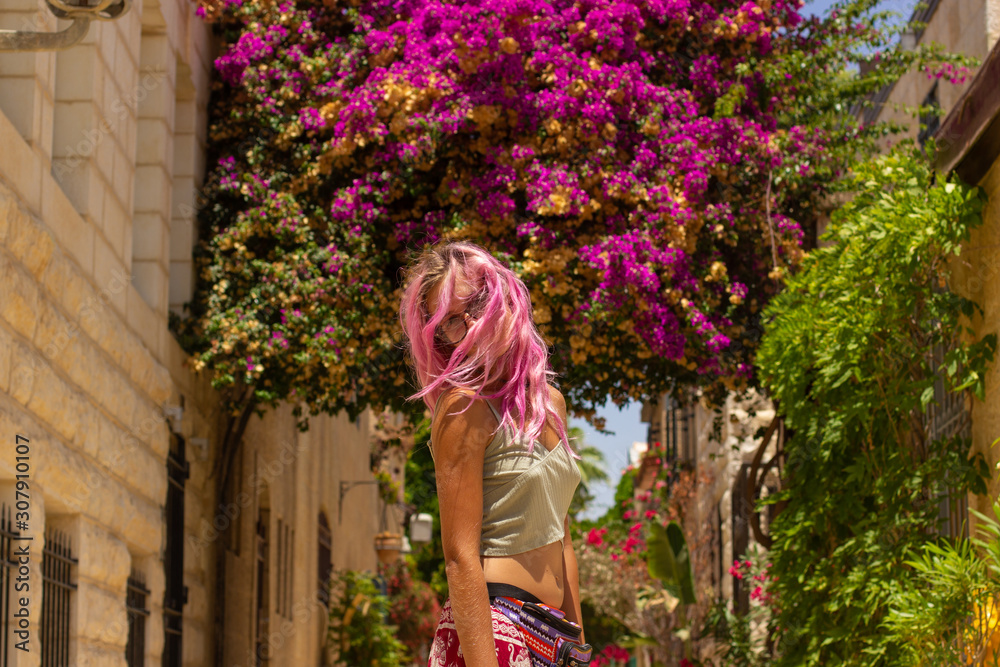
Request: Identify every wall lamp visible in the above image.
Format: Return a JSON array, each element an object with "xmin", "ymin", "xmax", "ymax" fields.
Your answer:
[{"xmin": 0, "ymin": 0, "xmax": 131, "ymax": 52}]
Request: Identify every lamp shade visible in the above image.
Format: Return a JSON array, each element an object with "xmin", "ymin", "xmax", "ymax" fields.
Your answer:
[{"xmin": 409, "ymin": 513, "xmax": 433, "ymax": 544}]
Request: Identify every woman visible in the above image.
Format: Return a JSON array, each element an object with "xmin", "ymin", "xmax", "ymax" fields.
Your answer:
[{"xmin": 399, "ymin": 241, "xmax": 586, "ymax": 667}]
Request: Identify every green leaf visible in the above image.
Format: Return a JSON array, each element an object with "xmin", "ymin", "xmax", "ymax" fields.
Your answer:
[
  {"xmin": 647, "ymin": 522, "xmax": 697, "ymax": 606},
  {"xmin": 920, "ymin": 385, "xmax": 935, "ymax": 410}
]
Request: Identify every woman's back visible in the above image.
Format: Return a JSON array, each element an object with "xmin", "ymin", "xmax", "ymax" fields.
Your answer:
[{"xmin": 431, "ymin": 386, "xmax": 580, "ymax": 608}]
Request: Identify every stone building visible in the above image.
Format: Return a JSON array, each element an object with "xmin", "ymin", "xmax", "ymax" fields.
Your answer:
[
  {"xmin": 863, "ymin": 0, "xmax": 1000, "ymax": 150},
  {"xmin": 639, "ymin": 390, "xmax": 779, "ymax": 621},
  {"xmin": 0, "ymin": 0, "xmax": 391, "ymax": 665}
]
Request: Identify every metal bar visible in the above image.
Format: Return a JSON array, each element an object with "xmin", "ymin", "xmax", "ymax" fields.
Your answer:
[
  {"xmin": 61, "ymin": 537, "xmax": 68, "ymax": 667},
  {"xmin": 42, "ymin": 533, "xmax": 50, "ymax": 667},
  {"xmin": 338, "ymin": 480, "xmax": 378, "ymax": 524},
  {"xmin": 0, "ymin": 18, "xmax": 91, "ymax": 52},
  {"xmin": 126, "ymin": 572, "xmax": 149, "ymax": 666},
  {"xmin": 40, "ymin": 547, "xmax": 77, "ymax": 567},
  {"xmin": 59, "ymin": 535, "xmax": 65, "ymax": 667}
]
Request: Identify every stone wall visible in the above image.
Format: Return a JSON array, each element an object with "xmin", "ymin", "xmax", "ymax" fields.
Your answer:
[
  {"xmin": 640, "ymin": 389, "xmax": 776, "ymax": 637},
  {"xmin": 0, "ymin": 2, "xmax": 383, "ymax": 665},
  {"xmin": 0, "ymin": 160, "xmax": 174, "ymax": 666}
]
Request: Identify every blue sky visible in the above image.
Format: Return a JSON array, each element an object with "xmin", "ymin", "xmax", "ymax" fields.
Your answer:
[
  {"xmin": 569, "ymin": 0, "xmax": 920, "ymax": 521},
  {"xmin": 800, "ymin": 0, "xmax": 918, "ymax": 19},
  {"xmin": 570, "ymin": 402, "xmax": 647, "ymax": 520}
]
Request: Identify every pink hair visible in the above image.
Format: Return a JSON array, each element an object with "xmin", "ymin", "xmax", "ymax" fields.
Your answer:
[{"xmin": 399, "ymin": 241, "xmax": 574, "ymax": 456}]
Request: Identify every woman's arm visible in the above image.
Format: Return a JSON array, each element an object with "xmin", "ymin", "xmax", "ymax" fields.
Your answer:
[
  {"xmin": 432, "ymin": 389, "xmax": 500, "ymax": 667},
  {"xmin": 550, "ymin": 386, "xmax": 586, "ymax": 644},
  {"xmin": 560, "ymin": 515, "xmax": 585, "ymax": 645}
]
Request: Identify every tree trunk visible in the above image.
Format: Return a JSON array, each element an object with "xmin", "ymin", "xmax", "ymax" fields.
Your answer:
[{"xmin": 213, "ymin": 386, "xmax": 258, "ymax": 667}]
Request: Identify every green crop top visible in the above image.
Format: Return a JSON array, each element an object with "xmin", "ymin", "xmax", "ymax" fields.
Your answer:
[{"xmin": 429, "ymin": 394, "xmax": 581, "ymax": 557}]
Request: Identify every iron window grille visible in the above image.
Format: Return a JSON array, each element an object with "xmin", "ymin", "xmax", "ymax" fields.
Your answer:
[
  {"xmin": 926, "ymin": 337, "xmax": 972, "ymax": 540},
  {"xmin": 0, "ymin": 504, "xmax": 19, "ymax": 667},
  {"xmin": 41, "ymin": 529, "xmax": 77, "ymax": 667},
  {"xmin": 126, "ymin": 570, "xmax": 150, "ymax": 667},
  {"xmin": 317, "ymin": 513, "xmax": 332, "ymax": 606},
  {"xmin": 275, "ymin": 518, "xmax": 293, "ymax": 620},
  {"xmin": 164, "ymin": 434, "xmax": 189, "ymax": 667},
  {"xmin": 255, "ymin": 510, "xmax": 270, "ymax": 666},
  {"xmin": 660, "ymin": 396, "xmax": 696, "ymax": 465}
]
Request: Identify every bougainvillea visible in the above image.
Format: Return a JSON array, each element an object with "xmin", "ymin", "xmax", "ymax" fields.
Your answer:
[{"xmin": 175, "ymin": 0, "xmax": 973, "ymax": 426}]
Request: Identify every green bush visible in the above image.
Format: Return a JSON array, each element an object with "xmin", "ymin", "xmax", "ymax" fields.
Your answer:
[
  {"xmin": 327, "ymin": 569, "xmax": 410, "ymax": 667},
  {"xmin": 756, "ymin": 144, "xmax": 996, "ymax": 665},
  {"xmin": 883, "ymin": 501, "xmax": 1000, "ymax": 666}
]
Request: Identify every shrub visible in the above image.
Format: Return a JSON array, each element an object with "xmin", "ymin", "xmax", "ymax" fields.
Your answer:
[
  {"xmin": 327, "ymin": 569, "xmax": 410, "ymax": 666},
  {"xmin": 757, "ymin": 144, "xmax": 995, "ymax": 665}
]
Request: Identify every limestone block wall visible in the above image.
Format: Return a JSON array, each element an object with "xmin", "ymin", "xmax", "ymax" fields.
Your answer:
[
  {"xmin": 0, "ymin": 164, "xmax": 383, "ymax": 667},
  {"xmin": 0, "ymin": 2, "xmax": 385, "ymax": 666},
  {"xmin": 0, "ymin": 0, "xmax": 57, "ymax": 161},
  {"xmin": 0, "ymin": 167, "xmax": 173, "ymax": 667}
]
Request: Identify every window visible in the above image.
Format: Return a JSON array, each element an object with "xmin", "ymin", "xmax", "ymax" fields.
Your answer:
[
  {"xmin": 275, "ymin": 518, "xmax": 293, "ymax": 619},
  {"xmin": 41, "ymin": 529, "xmax": 77, "ymax": 667},
  {"xmin": 164, "ymin": 434, "xmax": 188, "ymax": 667},
  {"xmin": 126, "ymin": 569, "xmax": 150, "ymax": 666},
  {"xmin": 652, "ymin": 395, "xmax": 697, "ymax": 464},
  {"xmin": 255, "ymin": 508, "xmax": 270, "ymax": 666},
  {"xmin": 317, "ymin": 513, "xmax": 332, "ymax": 606},
  {"xmin": 918, "ymin": 83, "xmax": 941, "ymax": 149},
  {"xmin": 927, "ymin": 337, "xmax": 971, "ymax": 539},
  {"xmin": 0, "ymin": 504, "xmax": 20, "ymax": 667}
]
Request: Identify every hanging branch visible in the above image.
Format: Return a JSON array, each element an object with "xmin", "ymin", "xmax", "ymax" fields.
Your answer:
[
  {"xmin": 765, "ymin": 170, "xmax": 779, "ymax": 275},
  {"xmin": 212, "ymin": 381, "xmax": 259, "ymax": 666}
]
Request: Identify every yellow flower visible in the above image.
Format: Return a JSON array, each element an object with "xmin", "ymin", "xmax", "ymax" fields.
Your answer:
[
  {"xmin": 469, "ymin": 104, "xmax": 501, "ymax": 128},
  {"xmin": 709, "ymin": 261, "xmax": 727, "ymax": 281},
  {"xmin": 968, "ymin": 596, "xmax": 1000, "ymax": 665}
]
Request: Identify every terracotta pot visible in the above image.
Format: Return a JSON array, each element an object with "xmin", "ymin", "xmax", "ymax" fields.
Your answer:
[{"xmin": 374, "ymin": 534, "xmax": 403, "ymax": 564}]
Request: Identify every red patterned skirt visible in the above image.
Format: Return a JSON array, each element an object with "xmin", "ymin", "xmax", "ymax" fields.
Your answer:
[{"xmin": 427, "ymin": 598, "xmax": 532, "ymax": 667}]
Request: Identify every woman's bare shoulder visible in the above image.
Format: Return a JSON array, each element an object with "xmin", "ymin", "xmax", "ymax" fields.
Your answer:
[
  {"xmin": 431, "ymin": 387, "xmax": 494, "ymax": 444},
  {"xmin": 546, "ymin": 383, "xmax": 567, "ymax": 415}
]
